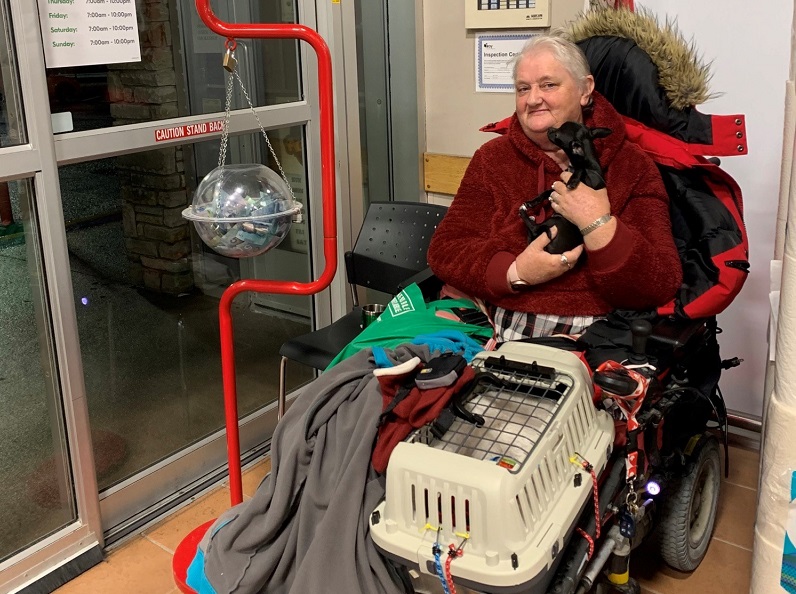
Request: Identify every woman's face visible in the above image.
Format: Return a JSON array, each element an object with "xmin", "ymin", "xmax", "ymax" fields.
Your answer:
[{"xmin": 514, "ymin": 50, "xmax": 594, "ymax": 143}]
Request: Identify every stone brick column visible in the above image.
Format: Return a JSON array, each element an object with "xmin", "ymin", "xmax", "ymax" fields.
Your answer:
[
  {"xmin": 117, "ymin": 149, "xmax": 194, "ymax": 294},
  {"xmin": 106, "ymin": 0, "xmax": 195, "ymax": 295}
]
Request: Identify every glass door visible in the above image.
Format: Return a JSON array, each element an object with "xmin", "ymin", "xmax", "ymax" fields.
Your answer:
[
  {"xmin": 37, "ymin": 0, "xmax": 340, "ymax": 554},
  {"xmin": 1, "ymin": 0, "xmax": 103, "ymax": 587},
  {"xmin": 1, "ymin": 0, "xmax": 356, "ymax": 586},
  {"xmin": 46, "ymin": 0, "xmax": 328, "ymax": 540},
  {"xmin": 352, "ymin": 0, "xmax": 421, "ymax": 205},
  {"xmin": 0, "ymin": 4, "xmax": 77, "ymax": 564},
  {"xmin": 0, "ymin": 178, "xmax": 79, "ymax": 569}
]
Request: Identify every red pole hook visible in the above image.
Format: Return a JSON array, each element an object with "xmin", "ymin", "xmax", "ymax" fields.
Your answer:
[{"xmin": 195, "ymin": 0, "xmax": 338, "ymax": 505}]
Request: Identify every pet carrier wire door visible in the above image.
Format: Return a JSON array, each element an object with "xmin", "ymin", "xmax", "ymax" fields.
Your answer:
[{"xmin": 370, "ymin": 342, "xmax": 615, "ymax": 594}]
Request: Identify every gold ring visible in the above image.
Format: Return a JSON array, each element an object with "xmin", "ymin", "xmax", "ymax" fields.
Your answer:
[{"xmin": 560, "ymin": 254, "xmax": 569, "ymax": 267}]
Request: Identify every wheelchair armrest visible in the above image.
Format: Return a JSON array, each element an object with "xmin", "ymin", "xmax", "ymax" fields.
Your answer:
[
  {"xmin": 344, "ymin": 250, "xmax": 355, "ymax": 285},
  {"xmin": 649, "ymin": 317, "xmax": 707, "ymax": 349},
  {"xmin": 397, "ymin": 268, "xmax": 443, "ymax": 301}
]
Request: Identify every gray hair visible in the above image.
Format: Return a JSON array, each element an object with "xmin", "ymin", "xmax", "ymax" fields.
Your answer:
[{"xmin": 512, "ymin": 34, "xmax": 592, "ymax": 92}]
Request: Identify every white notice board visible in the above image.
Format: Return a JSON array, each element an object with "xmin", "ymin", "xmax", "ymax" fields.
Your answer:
[
  {"xmin": 38, "ymin": 0, "xmax": 141, "ymax": 68},
  {"xmin": 475, "ymin": 33, "xmax": 533, "ymax": 93}
]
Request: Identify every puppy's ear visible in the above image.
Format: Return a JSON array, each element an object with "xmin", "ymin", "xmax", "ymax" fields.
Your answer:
[{"xmin": 589, "ymin": 127, "xmax": 612, "ymax": 139}]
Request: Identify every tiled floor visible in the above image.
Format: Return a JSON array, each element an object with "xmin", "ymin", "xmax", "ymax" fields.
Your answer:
[
  {"xmin": 53, "ymin": 459, "xmax": 272, "ymax": 594},
  {"xmin": 53, "ymin": 444, "xmax": 759, "ymax": 594}
]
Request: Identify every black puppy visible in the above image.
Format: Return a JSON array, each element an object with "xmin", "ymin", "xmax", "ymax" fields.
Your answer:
[
  {"xmin": 548, "ymin": 122, "xmax": 611, "ymax": 189},
  {"xmin": 519, "ymin": 122, "xmax": 612, "ymax": 254}
]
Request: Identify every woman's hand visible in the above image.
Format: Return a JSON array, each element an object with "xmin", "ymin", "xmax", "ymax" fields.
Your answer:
[
  {"xmin": 550, "ymin": 171, "xmax": 611, "ymax": 230},
  {"xmin": 515, "ymin": 227, "xmax": 584, "ymax": 285}
]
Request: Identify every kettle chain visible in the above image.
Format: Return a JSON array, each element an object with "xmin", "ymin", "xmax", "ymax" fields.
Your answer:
[{"xmin": 218, "ymin": 46, "xmax": 297, "ymax": 203}]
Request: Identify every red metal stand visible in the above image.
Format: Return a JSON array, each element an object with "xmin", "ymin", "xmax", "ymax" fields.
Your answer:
[
  {"xmin": 173, "ymin": 520, "xmax": 215, "ymax": 593},
  {"xmin": 173, "ymin": 3, "xmax": 338, "ymax": 592},
  {"xmin": 197, "ymin": 0, "xmax": 338, "ymax": 507}
]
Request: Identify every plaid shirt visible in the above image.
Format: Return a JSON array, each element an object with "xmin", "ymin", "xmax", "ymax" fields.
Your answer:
[{"xmin": 487, "ymin": 305, "xmax": 603, "ymax": 343}]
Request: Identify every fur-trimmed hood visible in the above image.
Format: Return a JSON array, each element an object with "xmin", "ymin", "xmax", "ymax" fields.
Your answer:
[{"xmin": 567, "ymin": 7, "xmax": 714, "ymax": 110}]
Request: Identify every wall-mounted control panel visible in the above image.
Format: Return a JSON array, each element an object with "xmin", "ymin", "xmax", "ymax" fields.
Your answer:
[{"xmin": 465, "ymin": 0, "xmax": 551, "ymax": 29}]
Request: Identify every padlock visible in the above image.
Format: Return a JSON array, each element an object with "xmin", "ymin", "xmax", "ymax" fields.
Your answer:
[{"xmin": 223, "ymin": 49, "xmax": 237, "ymax": 73}]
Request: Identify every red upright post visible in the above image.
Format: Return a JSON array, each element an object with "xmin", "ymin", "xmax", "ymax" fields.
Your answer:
[{"xmin": 195, "ymin": 0, "xmax": 338, "ymax": 506}]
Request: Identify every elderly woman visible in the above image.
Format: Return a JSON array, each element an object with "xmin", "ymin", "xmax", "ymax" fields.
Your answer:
[{"xmin": 427, "ymin": 34, "xmax": 682, "ymax": 341}]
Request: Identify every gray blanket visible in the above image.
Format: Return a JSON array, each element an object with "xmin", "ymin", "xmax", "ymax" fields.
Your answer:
[{"xmin": 198, "ymin": 344, "xmax": 432, "ymax": 594}]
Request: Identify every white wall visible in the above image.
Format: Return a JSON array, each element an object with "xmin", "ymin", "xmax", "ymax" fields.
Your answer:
[{"xmin": 421, "ymin": 1, "xmax": 792, "ymax": 417}]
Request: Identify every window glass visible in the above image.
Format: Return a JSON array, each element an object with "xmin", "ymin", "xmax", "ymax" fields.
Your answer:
[
  {"xmin": 0, "ymin": 0, "xmax": 26, "ymax": 146},
  {"xmin": 59, "ymin": 127, "xmax": 312, "ymax": 490},
  {"xmin": 46, "ymin": 0, "xmax": 301, "ymax": 133},
  {"xmin": 354, "ymin": 0, "xmax": 389, "ymax": 204},
  {"xmin": 0, "ymin": 179, "xmax": 75, "ymax": 562}
]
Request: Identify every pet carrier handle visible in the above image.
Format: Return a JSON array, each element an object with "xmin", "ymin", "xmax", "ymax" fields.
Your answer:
[
  {"xmin": 449, "ymin": 372, "xmax": 507, "ymax": 427},
  {"xmin": 629, "ymin": 319, "xmax": 652, "ymax": 364}
]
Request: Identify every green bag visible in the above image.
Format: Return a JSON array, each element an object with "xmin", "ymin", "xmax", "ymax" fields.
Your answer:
[{"xmin": 327, "ymin": 283, "xmax": 493, "ymax": 369}]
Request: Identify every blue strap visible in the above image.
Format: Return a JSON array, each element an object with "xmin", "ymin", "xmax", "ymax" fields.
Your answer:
[
  {"xmin": 185, "ymin": 548, "xmax": 219, "ymax": 594},
  {"xmin": 371, "ymin": 347, "xmax": 394, "ymax": 368},
  {"xmin": 411, "ymin": 330, "xmax": 485, "ymax": 362},
  {"xmin": 432, "ymin": 544, "xmax": 452, "ymax": 594}
]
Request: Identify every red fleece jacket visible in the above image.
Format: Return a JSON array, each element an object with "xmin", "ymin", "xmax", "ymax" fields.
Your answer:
[{"xmin": 427, "ymin": 92, "xmax": 682, "ymax": 316}]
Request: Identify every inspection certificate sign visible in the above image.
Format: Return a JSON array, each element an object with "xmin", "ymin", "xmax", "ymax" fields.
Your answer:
[
  {"xmin": 475, "ymin": 33, "xmax": 533, "ymax": 93},
  {"xmin": 38, "ymin": 0, "xmax": 141, "ymax": 68}
]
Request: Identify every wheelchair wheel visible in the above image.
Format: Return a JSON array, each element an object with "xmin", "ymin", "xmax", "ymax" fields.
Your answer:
[{"xmin": 657, "ymin": 436, "xmax": 721, "ymax": 571}]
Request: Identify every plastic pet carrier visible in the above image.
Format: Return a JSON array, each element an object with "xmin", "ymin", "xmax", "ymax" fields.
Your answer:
[{"xmin": 370, "ymin": 342, "xmax": 615, "ymax": 594}]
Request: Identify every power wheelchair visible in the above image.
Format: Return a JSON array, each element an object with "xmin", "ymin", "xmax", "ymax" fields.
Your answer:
[
  {"xmin": 368, "ymin": 292, "xmax": 741, "ymax": 594},
  {"xmin": 369, "ymin": 10, "xmax": 749, "ymax": 594}
]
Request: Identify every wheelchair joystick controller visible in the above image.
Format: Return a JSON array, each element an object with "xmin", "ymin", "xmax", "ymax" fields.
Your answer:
[
  {"xmin": 629, "ymin": 319, "xmax": 653, "ymax": 364},
  {"xmin": 594, "ymin": 320, "xmax": 654, "ymax": 396}
]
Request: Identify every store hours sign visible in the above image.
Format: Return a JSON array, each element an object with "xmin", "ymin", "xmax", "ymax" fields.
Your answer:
[{"xmin": 37, "ymin": 0, "xmax": 141, "ymax": 68}]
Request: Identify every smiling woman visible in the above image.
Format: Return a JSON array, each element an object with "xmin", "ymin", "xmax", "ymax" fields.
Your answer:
[
  {"xmin": 426, "ymin": 33, "xmax": 682, "ymax": 344},
  {"xmin": 513, "ymin": 39, "xmax": 594, "ymax": 144}
]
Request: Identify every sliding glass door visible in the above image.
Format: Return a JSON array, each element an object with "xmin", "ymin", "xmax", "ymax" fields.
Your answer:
[{"xmin": 1, "ymin": 0, "xmax": 353, "ymax": 588}]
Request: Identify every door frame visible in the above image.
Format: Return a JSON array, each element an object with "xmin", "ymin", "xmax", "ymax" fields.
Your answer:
[
  {"xmin": 0, "ymin": 0, "xmax": 102, "ymax": 588},
  {"xmin": 0, "ymin": 0, "xmax": 360, "ymax": 588}
]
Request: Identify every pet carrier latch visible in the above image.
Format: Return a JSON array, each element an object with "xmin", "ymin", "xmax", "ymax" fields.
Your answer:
[{"xmin": 482, "ymin": 355, "xmax": 556, "ymax": 380}]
